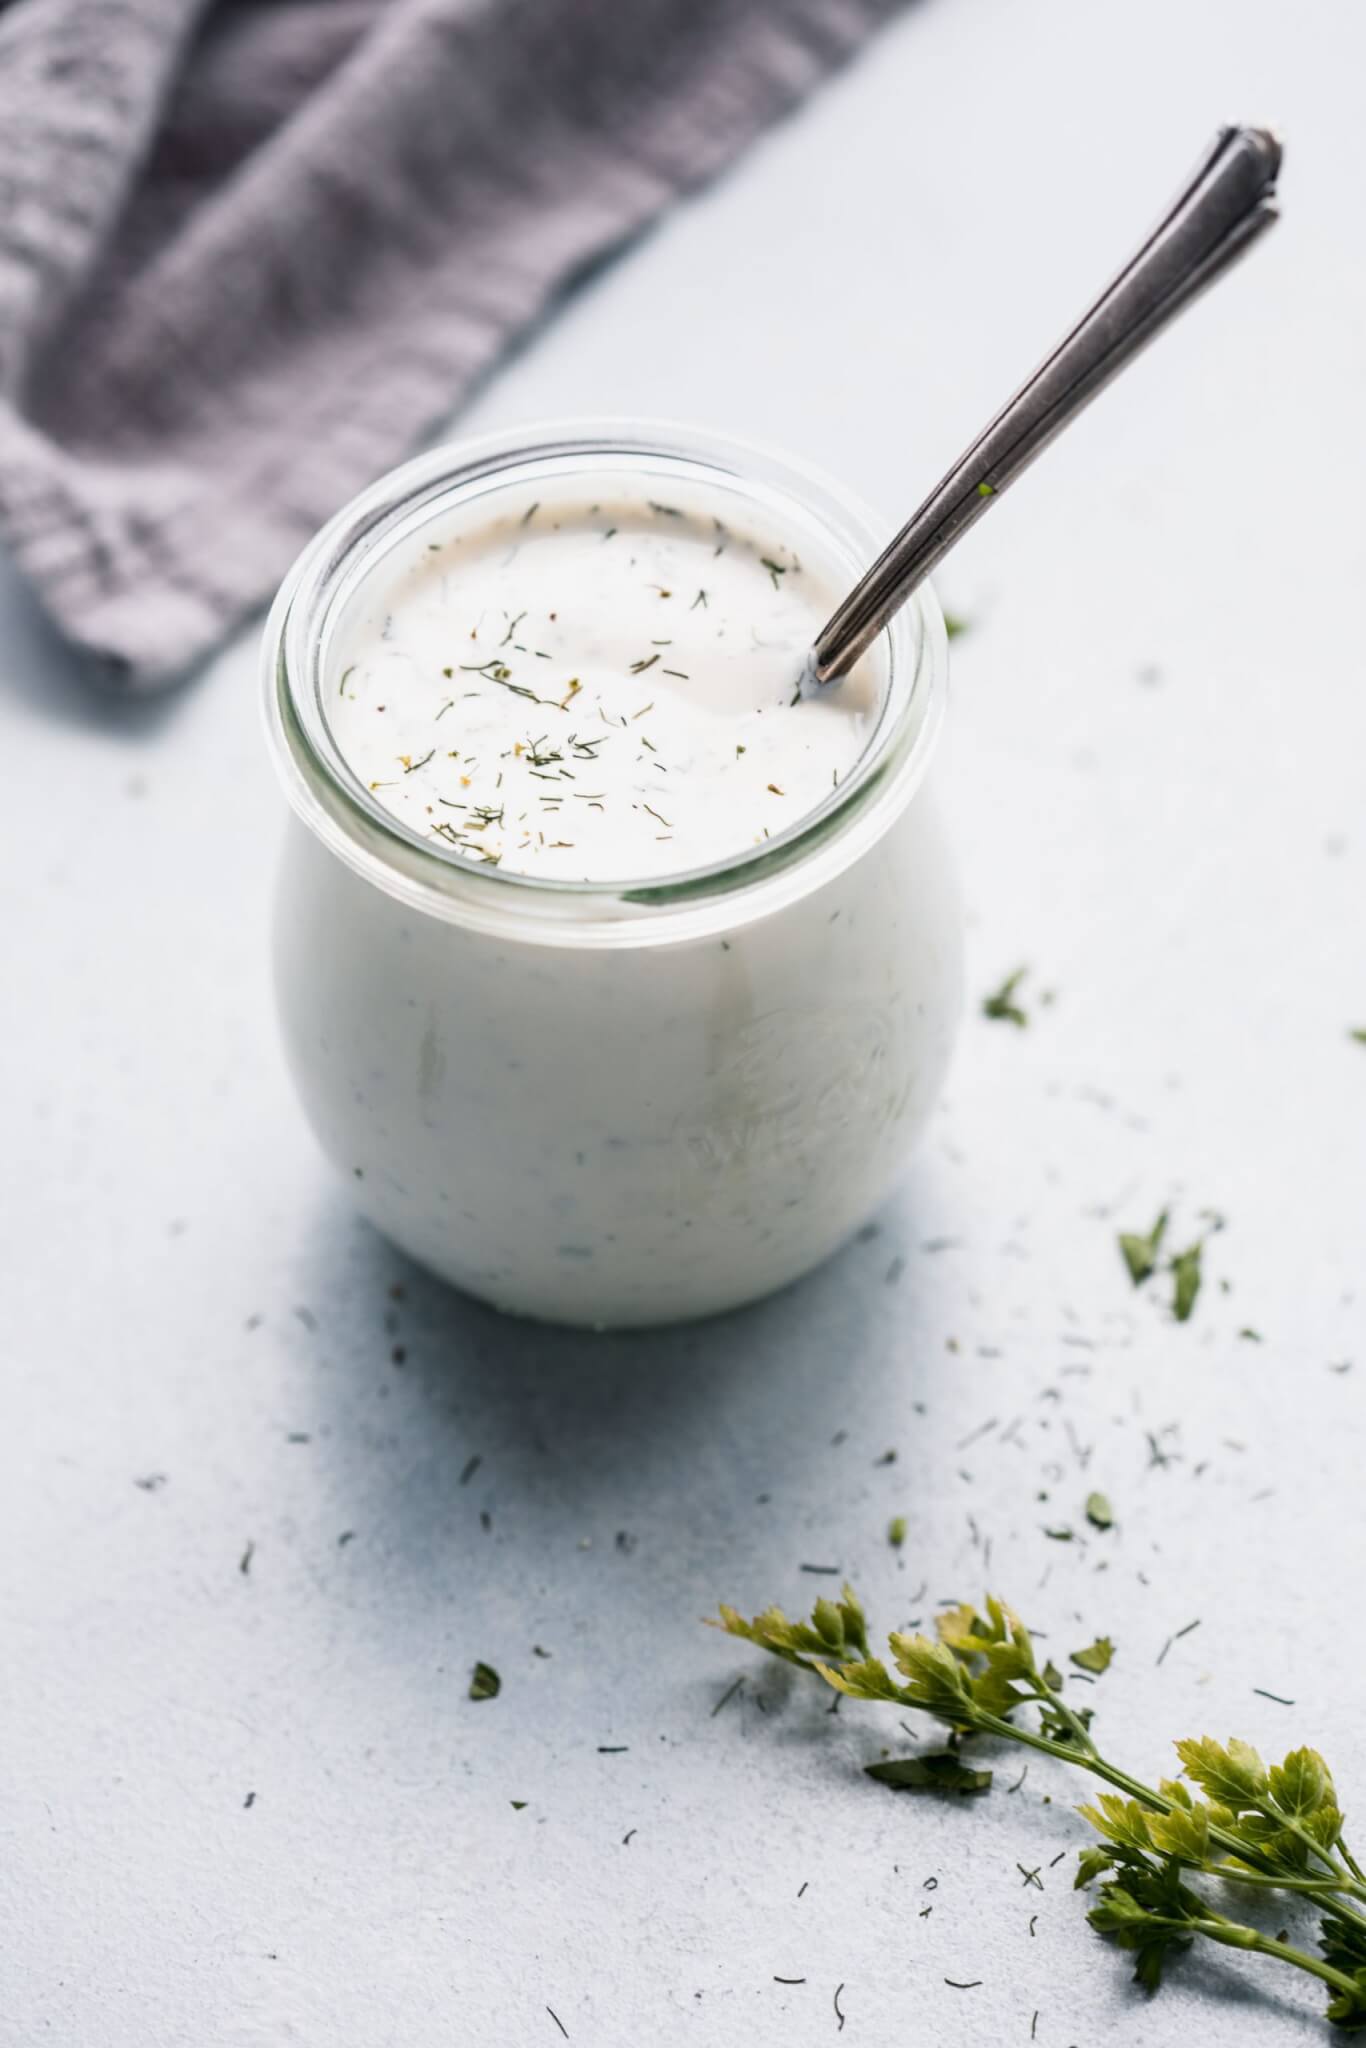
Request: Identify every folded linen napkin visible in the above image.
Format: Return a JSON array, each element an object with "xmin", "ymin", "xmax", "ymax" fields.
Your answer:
[{"xmin": 0, "ymin": 0, "xmax": 905, "ymax": 689}]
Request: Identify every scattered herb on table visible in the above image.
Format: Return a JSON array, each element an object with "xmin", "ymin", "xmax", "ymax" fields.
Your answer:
[
  {"xmin": 1119, "ymin": 1211, "xmax": 1168, "ymax": 1286},
  {"xmin": 1085, "ymin": 1491, "xmax": 1115, "ymax": 1531},
  {"xmin": 982, "ymin": 967, "xmax": 1030, "ymax": 1028},
  {"xmin": 1170, "ymin": 1240, "xmax": 1205, "ymax": 1322},
  {"xmin": 1118, "ymin": 1209, "xmax": 1222, "ymax": 1321},
  {"xmin": 711, "ymin": 1585, "xmax": 1366, "ymax": 2028},
  {"xmin": 888, "ymin": 1515, "xmax": 908, "ymax": 1549},
  {"xmin": 942, "ymin": 612, "xmax": 970, "ymax": 640},
  {"xmin": 469, "ymin": 1661, "xmax": 501, "ymax": 1701}
]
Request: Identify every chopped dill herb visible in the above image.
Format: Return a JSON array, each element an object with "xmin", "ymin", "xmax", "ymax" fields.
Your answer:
[
  {"xmin": 630, "ymin": 653, "xmax": 660, "ymax": 675},
  {"xmin": 760, "ymin": 557, "xmax": 787, "ymax": 589},
  {"xmin": 469, "ymin": 1661, "xmax": 501, "ymax": 1700}
]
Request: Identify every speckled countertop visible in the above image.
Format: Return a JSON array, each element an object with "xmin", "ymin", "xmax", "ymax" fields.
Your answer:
[{"xmin": 3, "ymin": 0, "xmax": 1363, "ymax": 2041}]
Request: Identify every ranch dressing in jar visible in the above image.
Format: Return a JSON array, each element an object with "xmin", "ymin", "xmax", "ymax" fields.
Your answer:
[
  {"xmin": 330, "ymin": 491, "xmax": 879, "ymax": 881},
  {"xmin": 264, "ymin": 422, "xmax": 962, "ymax": 1328}
]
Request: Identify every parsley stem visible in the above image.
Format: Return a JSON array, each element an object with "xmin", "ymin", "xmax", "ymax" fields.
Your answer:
[
  {"xmin": 1205, "ymin": 1866, "xmax": 1364, "ymax": 1897},
  {"xmin": 1188, "ymin": 1921, "xmax": 1361, "ymax": 2004},
  {"xmin": 1025, "ymin": 1672, "xmax": 1100, "ymax": 1755},
  {"xmin": 1145, "ymin": 1880, "xmax": 1366, "ymax": 2008}
]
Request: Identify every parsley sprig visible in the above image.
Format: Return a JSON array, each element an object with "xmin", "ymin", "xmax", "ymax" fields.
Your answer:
[{"xmin": 712, "ymin": 1587, "xmax": 1366, "ymax": 2027}]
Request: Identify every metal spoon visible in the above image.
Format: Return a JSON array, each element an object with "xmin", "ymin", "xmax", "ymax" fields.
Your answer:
[{"xmin": 807, "ymin": 124, "xmax": 1282, "ymax": 688}]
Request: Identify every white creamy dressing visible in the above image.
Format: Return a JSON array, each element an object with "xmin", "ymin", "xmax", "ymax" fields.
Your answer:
[{"xmin": 328, "ymin": 486, "xmax": 879, "ymax": 881}]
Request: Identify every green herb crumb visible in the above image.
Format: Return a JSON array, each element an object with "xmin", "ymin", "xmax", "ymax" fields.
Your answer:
[
  {"xmin": 983, "ymin": 967, "xmax": 1030, "ymax": 1027},
  {"xmin": 1170, "ymin": 1240, "xmax": 1204, "ymax": 1322},
  {"xmin": 1118, "ymin": 1211, "xmax": 1168, "ymax": 1287},
  {"xmin": 469, "ymin": 1661, "xmax": 501, "ymax": 1701}
]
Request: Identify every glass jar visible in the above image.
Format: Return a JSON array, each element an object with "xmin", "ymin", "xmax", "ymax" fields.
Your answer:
[{"xmin": 262, "ymin": 420, "xmax": 961, "ymax": 1328}]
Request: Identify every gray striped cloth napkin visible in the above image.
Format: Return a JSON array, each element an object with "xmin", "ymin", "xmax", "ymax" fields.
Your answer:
[{"xmin": 0, "ymin": 0, "xmax": 905, "ymax": 689}]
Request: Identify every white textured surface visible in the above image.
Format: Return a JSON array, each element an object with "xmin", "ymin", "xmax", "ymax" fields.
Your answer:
[{"xmin": 2, "ymin": 0, "xmax": 1364, "ymax": 2041}]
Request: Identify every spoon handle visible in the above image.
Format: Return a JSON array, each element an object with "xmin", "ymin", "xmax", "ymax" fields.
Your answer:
[{"xmin": 813, "ymin": 125, "xmax": 1282, "ymax": 684}]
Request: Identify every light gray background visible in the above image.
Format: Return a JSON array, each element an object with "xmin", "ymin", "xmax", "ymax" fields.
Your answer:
[{"xmin": 3, "ymin": 0, "xmax": 1363, "ymax": 2041}]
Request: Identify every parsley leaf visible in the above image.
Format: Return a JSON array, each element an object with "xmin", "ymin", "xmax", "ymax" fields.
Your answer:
[{"xmin": 866, "ymin": 1752, "xmax": 992, "ymax": 1794}]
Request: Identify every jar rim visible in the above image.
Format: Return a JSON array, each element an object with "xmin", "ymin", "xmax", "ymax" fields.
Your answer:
[{"xmin": 262, "ymin": 416, "xmax": 948, "ymax": 946}]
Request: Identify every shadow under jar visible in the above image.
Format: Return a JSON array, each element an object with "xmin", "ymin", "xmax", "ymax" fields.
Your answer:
[{"xmin": 262, "ymin": 420, "xmax": 962, "ymax": 1329}]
